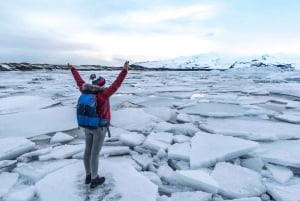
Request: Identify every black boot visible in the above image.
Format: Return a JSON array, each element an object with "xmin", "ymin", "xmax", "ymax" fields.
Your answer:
[
  {"xmin": 85, "ymin": 174, "xmax": 91, "ymax": 184},
  {"xmin": 90, "ymin": 176, "xmax": 105, "ymax": 188}
]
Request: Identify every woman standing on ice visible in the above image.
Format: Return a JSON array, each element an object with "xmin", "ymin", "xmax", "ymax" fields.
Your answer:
[{"xmin": 68, "ymin": 61, "xmax": 129, "ymax": 188}]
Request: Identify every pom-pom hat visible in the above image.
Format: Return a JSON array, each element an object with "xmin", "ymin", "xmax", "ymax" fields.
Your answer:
[{"xmin": 92, "ymin": 76, "xmax": 106, "ymax": 86}]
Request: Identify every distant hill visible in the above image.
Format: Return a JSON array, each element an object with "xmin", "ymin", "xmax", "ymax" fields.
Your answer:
[
  {"xmin": 135, "ymin": 54, "xmax": 300, "ymax": 72},
  {"xmin": 1, "ymin": 54, "xmax": 299, "ymax": 71}
]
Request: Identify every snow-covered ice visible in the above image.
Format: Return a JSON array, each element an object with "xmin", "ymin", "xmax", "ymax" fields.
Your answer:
[
  {"xmin": 111, "ymin": 108, "xmax": 160, "ymax": 131},
  {"xmin": 13, "ymin": 159, "xmax": 78, "ymax": 182},
  {"xmin": 250, "ymin": 140, "xmax": 300, "ymax": 168},
  {"xmin": 39, "ymin": 144, "xmax": 84, "ymax": 160},
  {"xmin": 0, "ymin": 106, "xmax": 77, "ymax": 138},
  {"xmin": 171, "ymin": 191, "xmax": 212, "ymax": 201},
  {"xmin": 265, "ymin": 180, "xmax": 300, "ymax": 201},
  {"xmin": 168, "ymin": 142, "xmax": 190, "ymax": 161},
  {"xmin": 0, "ymin": 137, "xmax": 35, "ymax": 160},
  {"xmin": 1, "ymin": 68, "xmax": 300, "ymax": 200},
  {"xmin": 0, "ymin": 172, "xmax": 19, "ymax": 197},
  {"xmin": 211, "ymin": 162, "xmax": 266, "ymax": 199},
  {"xmin": 36, "ymin": 160, "xmax": 158, "ymax": 201},
  {"xmin": 50, "ymin": 132, "xmax": 74, "ymax": 144},
  {"xmin": 0, "ymin": 95, "xmax": 60, "ymax": 115},
  {"xmin": 190, "ymin": 132, "xmax": 258, "ymax": 168},
  {"xmin": 119, "ymin": 132, "xmax": 145, "ymax": 147},
  {"xmin": 175, "ymin": 169, "xmax": 219, "ymax": 193},
  {"xmin": 265, "ymin": 164, "xmax": 293, "ymax": 184},
  {"xmin": 199, "ymin": 118, "xmax": 300, "ymax": 141},
  {"xmin": 180, "ymin": 102, "xmax": 250, "ymax": 117}
]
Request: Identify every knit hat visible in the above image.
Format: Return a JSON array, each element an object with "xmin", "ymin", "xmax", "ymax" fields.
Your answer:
[
  {"xmin": 92, "ymin": 76, "xmax": 106, "ymax": 86},
  {"xmin": 89, "ymin": 74, "xmax": 96, "ymax": 81}
]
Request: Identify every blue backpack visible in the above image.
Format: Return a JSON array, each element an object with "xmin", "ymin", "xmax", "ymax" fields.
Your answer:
[
  {"xmin": 77, "ymin": 94, "xmax": 99, "ymax": 129},
  {"xmin": 76, "ymin": 93, "xmax": 109, "ymax": 129}
]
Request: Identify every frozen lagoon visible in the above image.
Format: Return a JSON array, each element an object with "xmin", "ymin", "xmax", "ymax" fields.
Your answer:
[{"xmin": 0, "ymin": 69, "xmax": 300, "ymax": 201}]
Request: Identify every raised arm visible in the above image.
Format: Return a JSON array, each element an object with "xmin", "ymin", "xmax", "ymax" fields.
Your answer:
[
  {"xmin": 102, "ymin": 61, "xmax": 129, "ymax": 97},
  {"xmin": 68, "ymin": 63, "xmax": 85, "ymax": 92}
]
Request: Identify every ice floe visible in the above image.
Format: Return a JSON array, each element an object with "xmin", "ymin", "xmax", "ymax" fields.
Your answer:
[
  {"xmin": 250, "ymin": 140, "xmax": 300, "ymax": 168},
  {"xmin": 0, "ymin": 106, "xmax": 77, "ymax": 138},
  {"xmin": 0, "ymin": 138, "xmax": 35, "ymax": 160},
  {"xmin": 190, "ymin": 132, "xmax": 258, "ymax": 168},
  {"xmin": 211, "ymin": 162, "xmax": 266, "ymax": 199},
  {"xmin": 199, "ymin": 118, "xmax": 300, "ymax": 141}
]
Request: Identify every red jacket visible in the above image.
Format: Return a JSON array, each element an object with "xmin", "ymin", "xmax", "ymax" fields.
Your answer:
[{"xmin": 71, "ymin": 67, "xmax": 127, "ymax": 120}]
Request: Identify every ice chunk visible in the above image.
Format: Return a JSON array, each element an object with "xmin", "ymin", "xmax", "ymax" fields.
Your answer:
[
  {"xmin": 147, "ymin": 132, "xmax": 173, "ymax": 144},
  {"xmin": 111, "ymin": 108, "xmax": 160, "ymax": 131},
  {"xmin": 173, "ymin": 135, "xmax": 190, "ymax": 143},
  {"xmin": 39, "ymin": 144, "xmax": 84, "ymax": 160},
  {"xmin": 175, "ymin": 169, "xmax": 219, "ymax": 193},
  {"xmin": 143, "ymin": 107, "xmax": 176, "ymax": 122},
  {"xmin": 157, "ymin": 165, "xmax": 180, "ymax": 185},
  {"xmin": 13, "ymin": 159, "xmax": 78, "ymax": 182},
  {"xmin": 240, "ymin": 157, "xmax": 265, "ymax": 172},
  {"xmin": 153, "ymin": 122, "xmax": 199, "ymax": 136},
  {"xmin": 36, "ymin": 160, "xmax": 158, "ymax": 201},
  {"xmin": 265, "ymin": 164, "xmax": 293, "ymax": 184},
  {"xmin": 141, "ymin": 171, "xmax": 162, "ymax": 185},
  {"xmin": 176, "ymin": 113, "xmax": 192, "ymax": 123},
  {"xmin": 3, "ymin": 186, "xmax": 35, "ymax": 201},
  {"xmin": 0, "ymin": 160, "xmax": 17, "ymax": 168},
  {"xmin": 168, "ymin": 142, "xmax": 190, "ymax": 161},
  {"xmin": 119, "ymin": 132, "xmax": 145, "ymax": 147},
  {"xmin": 35, "ymin": 161, "xmax": 87, "ymax": 201},
  {"xmin": 131, "ymin": 153, "xmax": 152, "ymax": 170},
  {"xmin": 266, "ymin": 180, "xmax": 300, "ymax": 201},
  {"xmin": 171, "ymin": 191, "xmax": 212, "ymax": 201},
  {"xmin": 224, "ymin": 198, "xmax": 262, "ymax": 201},
  {"xmin": 0, "ymin": 137, "xmax": 35, "ymax": 160},
  {"xmin": 50, "ymin": 132, "xmax": 74, "ymax": 144},
  {"xmin": 199, "ymin": 118, "xmax": 300, "ymax": 141},
  {"xmin": 103, "ymin": 156, "xmax": 142, "ymax": 171},
  {"xmin": 17, "ymin": 147, "xmax": 53, "ymax": 162},
  {"xmin": 157, "ymin": 195, "xmax": 172, "ymax": 201},
  {"xmin": 0, "ymin": 106, "xmax": 77, "ymax": 138},
  {"xmin": 274, "ymin": 113, "xmax": 300, "ymax": 124},
  {"xmin": 180, "ymin": 102, "xmax": 249, "ymax": 117},
  {"xmin": 156, "ymin": 148, "xmax": 167, "ymax": 158},
  {"xmin": 0, "ymin": 172, "xmax": 19, "ymax": 197},
  {"xmin": 190, "ymin": 132, "xmax": 258, "ymax": 168},
  {"xmin": 211, "ymin": 162, "xmax": 266, "ymax": 199},
  {"xmin": 0, "ymin": 95, "xmax": 59, "ymax": 115},
  {"xmin": 249, "ymin": 140, "xmax": 300, "ymax": 168},
  {"xmin": 143, "ymin": 138, "xmax": 170, "ymax": 151},
  {"xmin": 101, "ymin": 146, "xmax": 130, "ymax": 157}
]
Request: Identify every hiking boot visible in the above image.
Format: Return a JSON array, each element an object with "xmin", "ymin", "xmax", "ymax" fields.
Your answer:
[
  {"xmin": 90, "ymin": 176, "xmax": 105, "ymax": 188},
  {"xmin": 85, "ymin": 174, "xmax": 91, "ymax": 184}
]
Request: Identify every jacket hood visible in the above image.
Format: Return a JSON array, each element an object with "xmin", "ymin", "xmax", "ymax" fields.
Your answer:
[{"xmin": 82, "ymin": 83, "xmax": 104, "ymax": 94}]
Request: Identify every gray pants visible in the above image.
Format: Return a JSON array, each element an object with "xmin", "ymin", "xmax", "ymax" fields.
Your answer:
[{"xmin": 83, "ymin": 127, "xmax": 107, "ymax": 179}]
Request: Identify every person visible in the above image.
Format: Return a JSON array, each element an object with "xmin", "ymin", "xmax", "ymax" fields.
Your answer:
[{"xmin": 68, "ymin": 61, "xmax": 129, "ymax": 188}]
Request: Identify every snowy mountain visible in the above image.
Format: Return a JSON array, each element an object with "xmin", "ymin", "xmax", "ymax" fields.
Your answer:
[
  {"xmin": 135, "ymin": 54, "xmax": 300, "ymax": 71},
  {"xmin": 1, "ymin": 54, "xmax": 300, "ymax": 71}
]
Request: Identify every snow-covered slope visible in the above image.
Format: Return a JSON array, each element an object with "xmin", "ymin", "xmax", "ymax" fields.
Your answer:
[{"xmin": 135, "ymin": 54, "xmax": 300, "ymax": 71}]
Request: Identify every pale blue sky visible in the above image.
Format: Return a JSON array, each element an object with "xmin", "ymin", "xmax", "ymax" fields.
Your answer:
[{"xmin": 0, "ymin": 0, "xmax": 299, "ymax": 65}]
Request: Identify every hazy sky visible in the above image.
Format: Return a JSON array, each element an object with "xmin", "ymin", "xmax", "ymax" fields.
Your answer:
[{"xmin": 0, "ymin": 0, "xmax": 300, "ymax": 65}]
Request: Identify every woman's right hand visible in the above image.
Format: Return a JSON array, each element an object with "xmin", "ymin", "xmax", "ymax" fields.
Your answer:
[
  {"xmin": 123, "ymin": 61, "xmax": 129, "ymax": 71},
  {"xmin": 67, "ymin": 63, "xmax": 73, "ymax": 69}
]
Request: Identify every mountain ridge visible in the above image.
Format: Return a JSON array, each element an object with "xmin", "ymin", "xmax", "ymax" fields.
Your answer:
[{"xmin": 1, "ymin": 54, "xmax": 299, "ymax": 71}]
